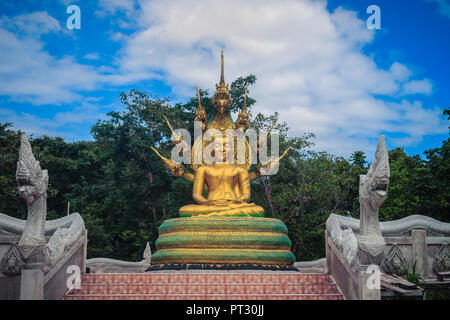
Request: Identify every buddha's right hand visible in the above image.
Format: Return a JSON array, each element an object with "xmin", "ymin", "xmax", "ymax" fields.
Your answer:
[
  {"xmin": 207, "ymin": 199, "xmax": 233, "ymax": 206},
  {"xmin": 207, "ymin": 199, "xmax": 246, "ymax": 206}
]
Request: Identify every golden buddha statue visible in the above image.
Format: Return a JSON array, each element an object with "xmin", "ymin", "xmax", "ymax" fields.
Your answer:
[
  {"xmin": 150, "ymin": 50, "xmax": 295, "ymax": 267},
  {"xmin": 179, "ymin": 135, "xmax": 265, "ymax": 218}
]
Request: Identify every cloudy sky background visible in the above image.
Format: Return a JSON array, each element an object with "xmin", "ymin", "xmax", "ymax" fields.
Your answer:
[{"xmin": 0, "ymin": 0, "xmax": 449, "ymax": 159}]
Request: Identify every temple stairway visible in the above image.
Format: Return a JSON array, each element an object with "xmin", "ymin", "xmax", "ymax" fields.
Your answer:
[{"xmin": 64, "ymin": 272, "xmax": 344, "ymax": 300}]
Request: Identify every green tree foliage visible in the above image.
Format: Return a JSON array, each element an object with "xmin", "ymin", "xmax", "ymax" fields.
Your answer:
[
  {"xmin": 0, "ymin": 123, "xmax": 25, "ymax": 219},
  {"xmin": 252, "ymin": 148, "xmax": 362, "ymax": 261},
  {"xmin": 0, "ymin": 84, "xmax": 448, "ymax": 262},
  {"xmin": 380, "ymin": 140, "xmax": 449, "ymax": 223},
  {"xmin": 350, "ymin": 151, "xmax": 367, "ymax": 168}
]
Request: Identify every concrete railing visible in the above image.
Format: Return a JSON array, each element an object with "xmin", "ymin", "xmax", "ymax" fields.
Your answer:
[
  {"xmin": 0, "ymin": 213, "xmax": 87, "ymax": 300},
  {"xmin": 325, "ymin": 230, "xmax": 380, "ymax": 300},
  {"xmin": 325, "ymin": 214, "xmax": 450, "ymax": 300},
  {"xmin": 85, "ymin": 242, "xmax": 151, "ymax": 274}
]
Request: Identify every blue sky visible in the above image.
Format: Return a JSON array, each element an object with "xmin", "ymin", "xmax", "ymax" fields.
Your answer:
[{"xmin": 0, "ymin": 0, "xmax": 448, "ymax": 159}]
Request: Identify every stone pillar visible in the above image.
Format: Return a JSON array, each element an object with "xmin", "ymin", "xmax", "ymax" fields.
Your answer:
[
  {"xmin": 20, "ymin": 269, "xmax": 44, "ymax": 300},
  {"xmin": 411, "ymin": 230, "xmax": 427, "ymax": 278},
  {"xmin": 324, "ymin": 230, "xmax": 329, "ymax": 274},
  {"xmin": 81, "ymin": 229, "xmax": 88, "ymax": 274}
]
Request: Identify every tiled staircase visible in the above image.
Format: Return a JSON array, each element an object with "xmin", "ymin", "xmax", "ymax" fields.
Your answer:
[{"xmin": 64, "ymin": 272, "xmax": 344, "ymax": 300}]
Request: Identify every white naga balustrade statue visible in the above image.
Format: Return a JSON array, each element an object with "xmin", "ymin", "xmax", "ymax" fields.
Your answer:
[
  {"xmin": 327, "ymin": 135, "xmax": 390, "ymax": 267},
  {"xmin": 326, "ymin": 135, "xmax": 450, "ymax": 300},
  {"xmin": 0, "ymin": 133, "xmax": 86, "ymax": 300}
]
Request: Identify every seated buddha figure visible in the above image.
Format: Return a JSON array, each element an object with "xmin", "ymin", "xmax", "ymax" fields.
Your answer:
[
  {"xmin": 179, "ymin": 136, "xmax": 265, "ymax": 218},
  {"xmin": 150, "ymin": 51, "xmax": 295, "ymax": 267}
]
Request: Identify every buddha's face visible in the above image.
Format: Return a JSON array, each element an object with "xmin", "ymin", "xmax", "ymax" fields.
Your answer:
[
  {"xmin": 211, "ymin": 137, "xmax": 233, "ymax": 163},
  {"xmin": 212, "ymin": 92, "xmax": 231, "ymax": 114}
]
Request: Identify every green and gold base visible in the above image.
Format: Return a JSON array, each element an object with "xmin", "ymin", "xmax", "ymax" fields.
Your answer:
[{"xmin": 151, "ymin": 217, "xmax": 295, "ymax": 266}]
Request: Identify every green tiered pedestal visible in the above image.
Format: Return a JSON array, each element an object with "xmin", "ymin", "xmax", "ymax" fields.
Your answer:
[{"xmin": 151, "ymin": 217, "xmax": 295, "ymax": 266}]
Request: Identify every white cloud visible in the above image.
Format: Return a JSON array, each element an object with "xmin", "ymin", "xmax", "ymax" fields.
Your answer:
[
  {"xmin": 0, "ymin": 11, "xmax": 62, "ymax": 36},
  {"xmin": 0, "ymin": 12, "xmax": 107, "ymax": 105},
  {"xmin": 0, "ymin": 28, "xmax": 103, "ymax": 104},
  {"xmin": 95, "ymin": 0, "xmax": 139, "ymax": 29},
  {"xmin": 111, "ymin": 0, "xmax": 446, "ymax": 156},
  {"xmin": 96, "ymin": 0, "xmax": 138, "ymax": 15},
  {"xmin": 0, "ymin": 11, "xmax": 149, "ymax": 105},
  {"xmin": 0, "ymin": 98, "xmax": 114, "ymax": 141},
  {"xmin": 389, "ymin": 62, "xmax": 412, "ymax": 81},
  {"xmin": 402, "ymin": 79, "xmax": 433, "ymax": 95},
  {"xmin": 83, "ymin": 52, "xmax": 100, "ymax": 60}
]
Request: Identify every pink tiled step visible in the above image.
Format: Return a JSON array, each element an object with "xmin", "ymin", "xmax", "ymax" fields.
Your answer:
[
  {"xmin": 64, "ymin": 272, "xmax": 343, "ymax": 300},
  {"xmin": 64, "ymin": 293, "xmax": 343, "ymax": 300}
]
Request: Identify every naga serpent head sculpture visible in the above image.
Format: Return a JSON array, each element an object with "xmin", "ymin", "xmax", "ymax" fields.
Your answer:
[
  {"xmin": 358, "ymin": 135, "xmax": 390, "ymax": 265},
  {"xmin": 16, "ymin": 156, "xmax": 48, "ymax": 207},
  {"xmin": 359, "ymin": 135, "xmax": 390, "ymax": 212},
  {"xmin": 16, "ymin": 133, "xmax": 48, "ymax": 268}
]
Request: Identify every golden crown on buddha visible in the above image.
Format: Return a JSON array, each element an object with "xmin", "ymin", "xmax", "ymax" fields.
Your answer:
[{"xmin": 150, "ymin": 50, "xmax": 295, "ymax": 267}]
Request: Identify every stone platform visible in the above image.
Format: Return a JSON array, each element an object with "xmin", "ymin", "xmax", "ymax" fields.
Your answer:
[{"xmin": 64, "ymin": 272, "xmax": 343, "ymax": 300}]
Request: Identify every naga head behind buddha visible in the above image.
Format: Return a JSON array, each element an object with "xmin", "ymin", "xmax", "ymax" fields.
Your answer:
[{"xmin": 211, "ymin": 50, "xmax": 232, "ymax": 115}]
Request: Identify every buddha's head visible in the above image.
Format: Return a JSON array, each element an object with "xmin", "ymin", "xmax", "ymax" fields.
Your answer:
[
  {"xmin": 203, "ymin": 135, "xmax": 239, "ymax": 165},
  {"xmin": 212, "ymin": 136, "xmax": 233, "ymax": 163}
]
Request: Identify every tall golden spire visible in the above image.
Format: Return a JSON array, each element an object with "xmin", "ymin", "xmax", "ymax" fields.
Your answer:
[
  {"xmin": 242, "ymin": 85, "xmax": 247, "ymax": 113},
  {"xmin": 215, "ymin": 49, "xmax": 229, "ymax": 92},
  {"xmin": 220, "ymin": 49, "xmax": 225, "ymax": 86}
]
